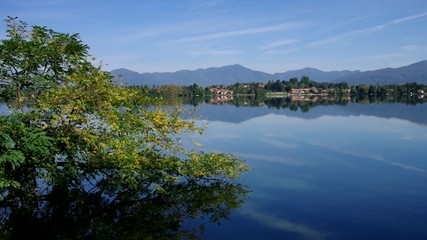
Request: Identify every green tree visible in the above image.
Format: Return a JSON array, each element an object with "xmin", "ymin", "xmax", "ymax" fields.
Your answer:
[
  {"xmin": 299, "ymin": 76, "xmax": 312, "ymax": 88},
  {"xmin": 0, "ymin": 17, "xmax": 90, "ymax": 111},
  {"xmin": 0, "ymin": 18, "xmax": 249, "ymax": 238},
  {"xmin": 289, "ymin": 77, "xmax": 298, "ymax": 88}
]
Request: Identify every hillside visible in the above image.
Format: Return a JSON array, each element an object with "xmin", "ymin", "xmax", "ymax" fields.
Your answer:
[
  {"xmin": 273, "ymin": 67, "xmax": 359, "ymax": 82},
  {"xmin": 111, "ymin": 60, "xmax": 427, "ymax": 86},
  {"xmin": 334, "ymin": 60, "xmax": 427, "ymax": 85},
  {"xmin": 111, "ymin": 64, "xmax": 272, "ymax": 86}
]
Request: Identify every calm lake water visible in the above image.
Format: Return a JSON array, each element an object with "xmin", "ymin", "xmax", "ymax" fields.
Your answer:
[
  {"xmin": 187, "ymin": 101, "xmax": 427, "ymax": 240},
  {"xmin": 2, "ymin": 99, "xmax": 427, "ymax": 239}
]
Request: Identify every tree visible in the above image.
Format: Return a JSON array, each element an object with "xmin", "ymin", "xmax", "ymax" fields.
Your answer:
[
  {"xmin": 289, "ymin": 77, "xmax": 298, "ymax": 88},
  {"xmin": 0, "ymin": 167, "xmax": 248, "ymax": 239},
  {"xmin": 299, "ymin": 76, "xmax": 311, "ymax": 88},
  {"xmin": 0, "ymin": 18, "xmax": 249, "ymax": 238},
  {"xmin": 0, "ymin": 17, "xmax": 90, "ymax": 111}
]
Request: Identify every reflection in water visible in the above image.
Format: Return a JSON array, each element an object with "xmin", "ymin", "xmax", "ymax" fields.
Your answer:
[
  {"xmin": 192, "ymin": 108, "xmax": 427, "ymax": 239},
  {"xmin": 0, "ymin": 178, "xmax": 248, "ymax": 239},
  {"xmin": 242, "ymin": 206, "xmax": 326, "ymax": 240},
  {"xmin": 181, "ymin": 94, "xmax": 427, "ymax": 113}
]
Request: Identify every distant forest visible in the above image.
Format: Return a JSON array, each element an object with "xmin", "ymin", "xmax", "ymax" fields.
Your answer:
[{"xmin": 129, "ymin": 76, "xmax": 427, "ymax": 100}]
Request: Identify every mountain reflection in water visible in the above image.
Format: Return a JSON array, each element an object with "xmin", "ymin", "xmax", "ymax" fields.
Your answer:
[{"xmin": 182, "ymin": 96, "xmax": 427, "ymax": 126}]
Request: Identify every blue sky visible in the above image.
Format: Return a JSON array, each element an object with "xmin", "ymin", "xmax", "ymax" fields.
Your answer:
[{"xmin": 1, "ymin": 0, "xmax": 427, "ymax": 73}]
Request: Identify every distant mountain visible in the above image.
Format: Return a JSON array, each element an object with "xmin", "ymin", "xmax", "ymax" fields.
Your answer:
[
  {"xmin": 334, "ymin": 60, "xmax": 427, "ymax": 85},
  {"xmin": 273, "ymin": 67, "xmax": 359, "ymax": 82},
  {"xmin": 110, "ymin": 60, "xmax": 427, "ymax": 86},
  {"xmin": 111, "ymin": 64, "xmax": 272, "ymax": 86}
]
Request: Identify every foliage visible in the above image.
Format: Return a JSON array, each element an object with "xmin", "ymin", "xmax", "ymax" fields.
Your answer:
[
  {"xmin": 0, "ymin": 18, "xmax": 249, "ymax": 238},
  {"xmin": 0, "ymin": 16, "xmax": 90, "ymax": 110},
  {"xmin": 263, "ymin": 76, "xmax": 349, "ymax": 94},
  {"xmin": 0, "ymin": 173, "xmax": 248, "ymax": 240},
  {"xmin": 0, "ymin": 114, "xmax": 54, "ymax": 191}
]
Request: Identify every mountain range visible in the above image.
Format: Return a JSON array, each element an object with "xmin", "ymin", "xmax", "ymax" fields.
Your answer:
[{"xmin": 111, "ymin": 60, "xmax": 427, "ymax": 86}]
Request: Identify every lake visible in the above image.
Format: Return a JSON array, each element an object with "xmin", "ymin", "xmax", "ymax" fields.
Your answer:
[
  {"xmin": 185, "ymin": 101, "xmax": 427, "ymax": 240},
  {"xmin": 2, "ymin": 98, "xmax": 427, "ymax": 239}
]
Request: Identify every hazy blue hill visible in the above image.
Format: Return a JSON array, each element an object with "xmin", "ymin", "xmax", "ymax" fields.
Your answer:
[
  {"xmin": 334, "ymin": 60, "xmax": 427, "ymax": 85},
  {"xmin": 110, "ymin": 65, "xmax": 357, "ymax": 86},
  {"xmin": 200, "ymin": 64, "xmax": 273, "ymax": 85},
  {"xmin": 273, "ymin": 67, "xmax": 359, "ymax": 82},
  {"xmin": 110, "ymin": 68, "xmax": 159, "ymax": 86},
  {"xmin": 111, "ymin": 64, "xmax": 272, "ymax": 86},
  {"xmin": 111, "ymin": 59, "xmax": 427, "ymax": 86}
]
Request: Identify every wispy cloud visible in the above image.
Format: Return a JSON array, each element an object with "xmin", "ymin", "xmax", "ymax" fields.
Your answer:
[
  {"xmin": 7, "ymin": 10, "xmax": 69, "ymax": 21},
  {"xmin": 400, "ymin": 44, "xmax": 427, "ymax": 52},
  {"xmin": 319, "ymin": 14, "xmax": 376, "ymax": 33},
  {"xmin": 8, "ymin": 0, "xmax": 65, "ymax": 7},
  {"xmin": 107, "ymin": 20, "xmax": 211, "ymax": 44},
  {"xmin": 190, "ymin": 47, "xmax": 240, "ymax": 57},
  {"xmin": 169, "ymin": 21, "xmax": 306, "ymax": 44},
  {"xmin": 261, "ymin": 38, "xmax": 298, "ymax": 50},
  {"xmin": 400, "ymin": 134, "xmax": 427, "ymax": 141},
  {"xmin": 308, "ymin": 12, "xmax": 427, "ymax": 47},
  {"xmin": 189, "ymin": 0, "xmax": 223, "ymax": 11},
  {"xmin": 362, "ymin": 53, "xmax": 401, "ymax": 60},
  {"xmin": 390, "ymin": 12, "xmax": 427, "ymax": 24},
  {"xmin": 401, "ymin": 44, "xmax": 419, "ymax": 51},
  {"xmin": 310, "ymin": 141, "xmax": 427, "ymax": 174},
  {"xmin": 237, "ymin": 152, "xmax": 304, "ymax": 166},
  {"xmin": 264, "ymin": 48, "xmax": 298, "ymax": 55},
  {"xmin": 242, "ymin": 207, "xmax": 327, "ymax": 240},
  {"xmin": 261, "ymin": 138, "xmax": 299, "ymax": 149}
]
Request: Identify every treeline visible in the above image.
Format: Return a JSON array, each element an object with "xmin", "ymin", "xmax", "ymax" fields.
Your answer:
[
  {"xmin": 128, "ymin": 83, "xmax": 426, "ymax": 111},
  {"xmin": 263, "ymin": 76, "xmax": 349, "ymax": 93},
  {"xmin": 129, "ymin": 83, "xmax": 209, "ymax": 97},
  {"xmin": 350, "ymin": 82, "xmax": 426, "ymax": 97},
  {"xmin": 128, "ymin": 76, "xmax": 427, "ymax": 99}
]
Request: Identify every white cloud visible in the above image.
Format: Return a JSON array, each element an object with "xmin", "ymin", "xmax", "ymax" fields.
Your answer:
[
  {"xmin": 169, "ymin": 21, "xmax": 306, "ymax": 44},
  {"xmin": 242, "ymin": 207, "xmax": 327, "ymax": 240},
  {"xmin": 261, "ymin": 38, "xmax": 298, "ymax": 50},
  {"xmin": 363, "ymin": 53, "xmax": 401, "ymax": 60},
  {"xmin": 400, "ymin": 44, "xmax": 427, "ymax": 52},
  {"xmin": 261, "ymin": 138, "xmax": 299, "ymax": 149},
  {"xmin": 308, "ymin": 12, "xmax": 427, "ymax": 47},
  {"xmin": 319, "ymin": 14, "xmax": 375, "ymax": 33},
  {"xmin": 390, "ymin": 12, "xmax": 427, "ymax": 24},
  {"xmin": 8, "ymin": 0, "xmax": 65, "ymax": 7},
  {"xmin": 309, "ymin": 141, "xmax": 427, "ymax": 174},
  {"xmin": 190, "ymin": 47, "xmax": 240, "ymax": 57},
  {"xmin": 237, "ymin": 152, "xmax": 304, "ymax": 166},
  {"xmin": 264, "ymin": 48, "xmax": 298, "ymax": 55},
  {"xmin": 401, "ymin": 44, "xmax": 418, "ymax": 51},
  {"xmin": 189, "ymin": 0, "xmax": 223, "ymax": 11}
]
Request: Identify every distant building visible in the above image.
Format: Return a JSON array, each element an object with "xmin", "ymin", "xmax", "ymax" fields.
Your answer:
[
  {"xmin": 291, "ymin": 88, "xmax": 313, "ymax": 95},
  {"xmin": 209, "ymin": 88, "xmax": 233, "ymax": 95},
  {"xmin": 256, "ymin": 83, "xmax": 266, "ymax": 88}
]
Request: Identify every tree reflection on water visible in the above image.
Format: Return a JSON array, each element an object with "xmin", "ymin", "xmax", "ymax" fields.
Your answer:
[{"xmin": 0, "ymin": 178, "xmax": 248, "ymax": 239}]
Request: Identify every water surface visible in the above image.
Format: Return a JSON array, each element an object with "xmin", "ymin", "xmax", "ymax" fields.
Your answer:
[{"xmin": 189, "ymin": 102, "xmax": 427, "ymax": 240}]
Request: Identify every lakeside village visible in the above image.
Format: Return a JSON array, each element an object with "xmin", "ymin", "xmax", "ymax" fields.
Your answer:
[
  {"xmin": 210, "ymin": 85, "xmax": 334, "ymax": 103},
  {"xmin": 136, "ymin": 76, "xmax": 427, "ymax": 105}
]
